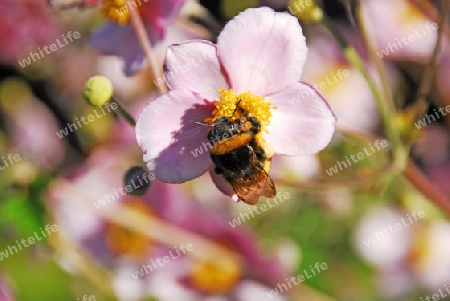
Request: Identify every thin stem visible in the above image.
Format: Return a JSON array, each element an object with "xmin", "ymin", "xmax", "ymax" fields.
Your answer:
[
  {"xmin": 410, "ymin": 0, "xmax": 450, "ymax": 40},
  {"xmin": 414, "ymin": 0, "xmax": 447, "ymax": 110},
  {"xmin": 404, "ymin": 161, "xmax": 450, "ymax": 215},
  {"xmin": 110, "ymin": 97, "xmax": 136, "ymax": 127},
  {"xmin": 274, "ymin": 126, "xmax": 450, "ymax": 216},
  {"xmin": 128, "ymin": 6, "xmax": 168, "ymax": 95},
  {"xmin": 355, "ymin": 2, "xmax": 394, "ymax": 122},
  {"xmin": 274, "ymin": 130, "xmax": 396, "ymax": 191},
  {"xmin": 355, "ymin": 2, "xmax": 407, "ymax": 173},
  {"xmin": 275, "ymin": 158, "xmax": 450, "ymax": 216},
  {"xmin": 47, "ymin": 231, "xmax": 116, "ymax": 298},
  {"xmin": 321, "ymin": 15, "xmax": 406, "ymax": 172}
]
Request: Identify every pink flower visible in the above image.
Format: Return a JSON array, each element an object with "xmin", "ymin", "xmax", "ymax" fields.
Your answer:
[
  {"xmin": 90, "ymin": 0, "xmax": 185, "ymax": 76},
  {"xmin": 136, "ymin": 7, "xmax": 336, "ymax": 202},
  {"xmin": 0, "ymin": 0, "xmax": 60, "ymax": 65},
  {"xmin": 362, "ymin": 0, "xmax": 442, "ymax": 63}
]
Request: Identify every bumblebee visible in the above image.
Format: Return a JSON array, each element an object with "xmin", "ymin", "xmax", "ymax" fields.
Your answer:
[{"xmin": 207, "ymin": 107, "xmax": 276, "ymax": 205}]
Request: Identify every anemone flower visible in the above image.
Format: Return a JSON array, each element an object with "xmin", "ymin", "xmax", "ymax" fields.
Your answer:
[
  {"xmin": 361, "ymin": 0, "xmax": 442, "ymax": 63},
  {"xmin": 136, "ymin": 7, "xmax": 336, "ymax": 203},
  {"xmin": 137, "ymin": 180, "xmax": 289, "ymax": 300},
  {"xmin": 90, "ymin": 0, "xmax": 185, "ymax": 76},
  {"xmin": 47, "ymin": 145, "xmax": 288, "ymax": 300}
]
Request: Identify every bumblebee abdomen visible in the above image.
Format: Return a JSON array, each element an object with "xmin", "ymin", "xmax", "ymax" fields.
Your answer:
[
  {"xmin": 210, "ymin": 145, "xmax": 253, "ymax": 175},
  {"xmin": 209, "ymin": 132, "xmax": 253, "ymax": 155}
]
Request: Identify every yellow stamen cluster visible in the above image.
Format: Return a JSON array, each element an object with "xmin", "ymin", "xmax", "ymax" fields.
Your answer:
[
  {"xmin": 102, "ymin": 0, "xmax": 134, "ymax": 25},
  {"xmin": 206, "ymin": 89, "xmax": 276, "ymax": 137},
  {"xmin": 189, "ymin": 257, "xmax": 241, "ymax": 294},
  {"xmin": 105, "ymin": 200, "xmax": 155, "ymax": 259}
]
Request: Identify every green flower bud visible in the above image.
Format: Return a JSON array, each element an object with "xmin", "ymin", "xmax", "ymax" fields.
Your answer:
[{"xmin": 84, "ymin": 75, "xmax": 114, "ymax": 107}]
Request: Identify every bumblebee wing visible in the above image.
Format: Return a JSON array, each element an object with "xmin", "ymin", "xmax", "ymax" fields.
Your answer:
[{"xmin": 231, "ymin": 168, "xmax": 276, "ymax": 205}]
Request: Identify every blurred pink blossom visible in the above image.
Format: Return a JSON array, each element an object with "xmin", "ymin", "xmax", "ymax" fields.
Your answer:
[
  {"xmin": 362, "ymin": 0, "xmax": 445, "ymax": 63},
  {"xmin": 0, "ymin": 0, "xmax": 60, "ymax": 65},
  {"xmin": 90, "ymin": 0, "xmax": 185, "ymax": 75}
]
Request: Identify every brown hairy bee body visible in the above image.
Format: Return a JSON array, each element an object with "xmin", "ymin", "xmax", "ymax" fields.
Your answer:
[{"xmin": 207, "ymin": 109, "xmax": 276, "ymax": 205}]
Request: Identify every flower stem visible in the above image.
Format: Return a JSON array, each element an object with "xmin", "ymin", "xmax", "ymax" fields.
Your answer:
[
  {"xmin": 110, "ymin": 97, "xmax": 136, "ymax": 127},
  {"xmin": 413, "ymin": 0, "xmax": 447, "ymax": 112},
  {"xmin": 47, "ymin": 231, "xmax": 116, "ymax": 298},
  {"xmin": 321, "ymin": 15, "xmax": 406, "ymax": 172},
  {"xmin": 410, "ymin": 0, "xmax": 450, "ymax": 39},
  {"xmin": 128, "ymin": 5, "xmax": 168, "ymax": 95},
  {"xmin": 321, "ymin": 4, "xmax": 450, "ymax": 216},
  {"xmin": 404, "ymin": 161, "xmax": 450, "ymax": 215},
  {"xmin": 274, "ymin": 129, "xmax": 396, "ymax": 191}
]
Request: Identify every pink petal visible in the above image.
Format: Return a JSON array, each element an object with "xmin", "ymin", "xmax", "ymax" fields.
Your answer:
[
  {"xmin": 164, "ymin": 40, "xmax": 229, "ymax": 100},
  {"xmin": 140, "ymin": 0, "xmax": 186, "ymax": 20},
  {"xmin": 90, "ymin": 22, "xmax": 146, "ymax": 76},
  {"xmin": 208, "ymin": 167, "xmax": 238, "ymax": 200},
  {"xmin": 140, "ymin": 0, "xmax": 186, "ymax": 37},
  {"xmin": 136, "ymin": 90, "xmax": 215, "ymax": 183},
  {"xmin": 264, "ymin": 82, "xmax": 336, "ymax": 155},
  {"xmin": 217, "ymin": 7, "xmax": 307, "ymax": 96}
]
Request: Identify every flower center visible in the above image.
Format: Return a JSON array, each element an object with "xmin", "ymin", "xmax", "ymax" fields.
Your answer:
[
  {"xmin": 189, "ymin": 256, "xmax": 241, "ymax": 294},
  {"xmin": 105, "ymin": 200, "xmax": 155, "ymax": 259},
  {"xmin": 102, "ymin": 0, "xmax": 141, "ymax": 25},
  {"xmin": 205, "ymin": 89, "xmax": 276, "ymax": 138}
]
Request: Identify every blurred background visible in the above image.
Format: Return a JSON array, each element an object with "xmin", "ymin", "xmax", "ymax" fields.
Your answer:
[{"xmin": 1, "ymin": 0, "xmax": 450, "ymax": 300}]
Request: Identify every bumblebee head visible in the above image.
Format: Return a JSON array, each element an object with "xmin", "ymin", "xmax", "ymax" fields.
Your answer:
[{"xmin": 208, "ymin": 117, "xmax": 240, "ymax": 142}]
